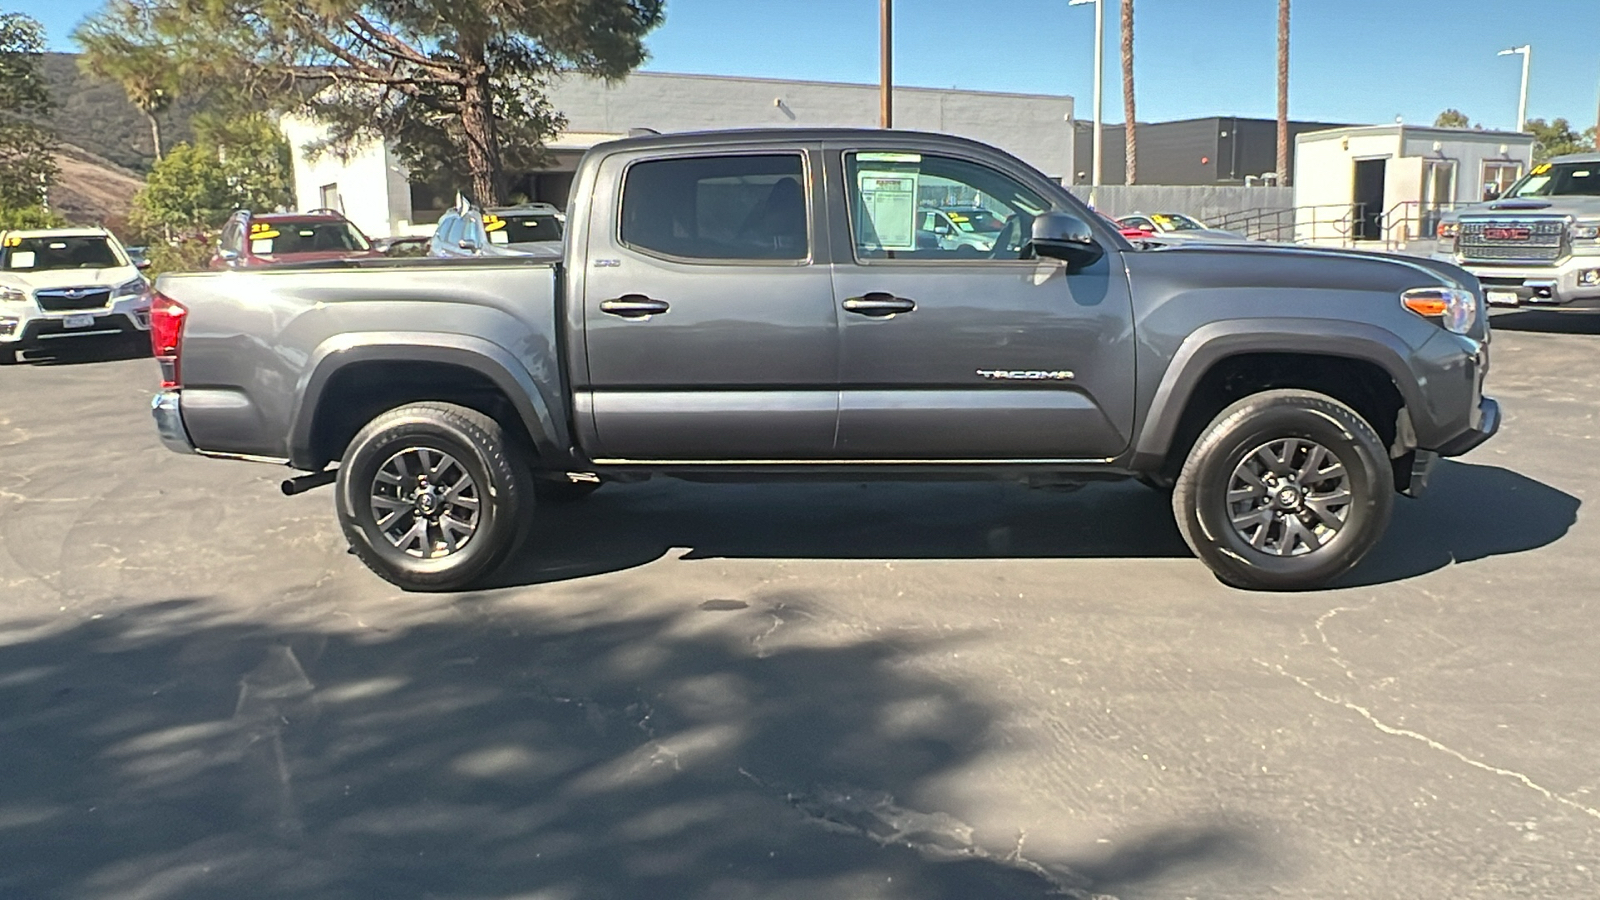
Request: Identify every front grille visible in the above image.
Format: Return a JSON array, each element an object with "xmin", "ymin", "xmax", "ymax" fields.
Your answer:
[
  {"xmin": 1458, "ymin": 219, "xmax": 1566, "ymax": 264},
  {"xmin": 35, "ymin": 287, "xmax": 112, "ymax": 312}
]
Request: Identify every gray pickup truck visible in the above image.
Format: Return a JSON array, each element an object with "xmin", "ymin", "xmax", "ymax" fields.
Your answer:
[
  {"xmin": 1436, "ymin": 152, "xmax": 1600, "ymax": 307},
  {"xmin": 150, "ymin": 128, "xmax": 1498, "ymax": 592}
]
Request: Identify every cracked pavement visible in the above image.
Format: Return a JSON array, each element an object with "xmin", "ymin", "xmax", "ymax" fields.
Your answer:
[{"xmin": 1, "ymin": 313, "xmax": 1597, "ymax": 899}]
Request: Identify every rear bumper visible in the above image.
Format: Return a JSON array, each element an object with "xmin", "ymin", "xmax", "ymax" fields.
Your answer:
[
  {"xmin": 152, "ymin": 390, "xmax": 196, "ymax": 455},
  {"xmin": 1436, "ymin": 396, "xmax": 1501, "ymax": 457}
]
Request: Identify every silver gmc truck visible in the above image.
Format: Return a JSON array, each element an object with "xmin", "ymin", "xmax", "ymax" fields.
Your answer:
[
  {"xmin": 1436, "ymin": 152, "xmax": 1600, "ymax": 307},
  {"xmin": 150, "ymin": 128, "xmax": 1499, "ymax": 592}
]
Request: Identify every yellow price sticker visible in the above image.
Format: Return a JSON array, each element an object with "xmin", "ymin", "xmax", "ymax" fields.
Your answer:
[
  {"xmin": 483, "ymin": 214, "xmax": 506, "ymax": 232},
  {"xmin": 947, "ymin": 213, "xmax": 968, "ymax": 222},
  {"xmin": 2, "ymin": 236, "xmax": 20, "ymax": 247},
  {"xmin": 1532, "ymin": 163, "xmax": 1552, "ymax": 176},
  {"xmin": 250, "ymin": 222, "xmax": 275, "ymax": 234},
  {"xmin": 251, "ymin": 229, "xmax": 280, "ymax": 240}
]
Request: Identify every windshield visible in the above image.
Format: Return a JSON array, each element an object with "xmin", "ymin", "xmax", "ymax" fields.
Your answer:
[
  {"xmin": 944, "ymin": 209, "xmax": 1007, "ymax": 234},
  {"xmin": 1, "ymin": 235, "xmax": 125, "ymax": 272},
  {"xmin": 485, "ymin": 213, "xmax": 563, "ymax": 245},
  {"xmin": 1151, "ymin": 213, "xmax": 1206, "ymax": 231},
  {"xmin": 1506, "ymin": 162, "xmax": 1600, "ymax": 198},
  {"xmin": 249, "ymin": 220, "xmax": 371, "ymax": 255}
]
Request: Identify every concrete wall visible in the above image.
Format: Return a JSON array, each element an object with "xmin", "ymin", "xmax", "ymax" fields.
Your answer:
[
  {"xmin": 545, "ymin": 72, "xmax": 1075, "ymax": 181},
  {"xmin": 1068, "ymin": 185, "xmax": 1294, "ymax": 230}
]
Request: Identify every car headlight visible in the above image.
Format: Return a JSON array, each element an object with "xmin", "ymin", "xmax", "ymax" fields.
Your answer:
[
  {"xmin": 113, "ymin": 277, "xmax": 150, "ymax": 299},
  {"xmin": 1402, "ymin": 287, "xmax": 1477, "ymax": 334},
  {"xmin": 1571, "ymin": 221, "xmax": 1600, "ymax": 241},
  {"xmin": 0, "ymin": 285, "xmax": 26, "ymax": 304},
  {"xmin": 1436, "ymin": 221, "xmax": 1460, "ymax": 240}
]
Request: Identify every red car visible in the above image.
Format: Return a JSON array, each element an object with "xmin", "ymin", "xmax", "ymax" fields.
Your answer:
[
  {"xmin": 1094, "ymin": 211, "xmax": 1155, "ymax": 240},
  {"xmin": 211, "ymin": 209, "xmax": 384, "ymax": 268}
]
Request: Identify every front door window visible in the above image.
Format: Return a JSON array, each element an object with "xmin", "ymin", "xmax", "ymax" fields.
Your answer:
[{"xmin": 845, "ymin": 152, "xmax": 1048, "ymax": 262}]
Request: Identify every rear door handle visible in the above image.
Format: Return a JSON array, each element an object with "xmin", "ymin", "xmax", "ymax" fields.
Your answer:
[
  {"xmin": 599, "ymin": 295, "xmax": 670, "ymax": 318},
  {"xmin": 842, "ymin": 292, "xmax": 916, "ymax": 317}
]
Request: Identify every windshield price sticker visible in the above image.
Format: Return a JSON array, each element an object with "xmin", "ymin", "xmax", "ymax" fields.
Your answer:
[
  {"xmin": 857, "ymin": 171, "xmax": 920, "ymax": 251},
  {"xmin": 1531, "ymin": 162, "xmax": 1552, "ymax": 176},
  {"xmin": 483, "ymin": 214, "xmax": 506, "ymax": 232},
  {"xmin": 251, "ymin": 239, "xmax": 275, "ymax": 254},
  {"xmin": 8, "ymin": 251, "xmax": 35, "ymax": 268},
  {"xmin": 857, "ymin": 152, "xmax": 922, "ymax": 164},
  {"xmin": 2, "ymin": 236, "xmax": 19, "ymax": 247}
]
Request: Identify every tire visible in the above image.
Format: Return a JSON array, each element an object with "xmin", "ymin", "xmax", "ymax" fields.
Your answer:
[
  {"xmin": 336, "ymin": 402, "xmax": 533, "ymax": 591},
  {"xmin": 1172, "ymin": 389, "xmax": 1393, "ymax": 591},
  {"xmin": 534, "ymin": 479, "xmax": 602, "ymax": 503}
]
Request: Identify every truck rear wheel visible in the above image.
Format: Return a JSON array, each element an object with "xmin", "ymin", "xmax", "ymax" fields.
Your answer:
[
  {"xmin": 1172, "ymin": 389, "xmax": 1393, "ymax": 591},
  {"xmin": 336, "ymin": 402, "xmax": 532, "ymax": 591}
]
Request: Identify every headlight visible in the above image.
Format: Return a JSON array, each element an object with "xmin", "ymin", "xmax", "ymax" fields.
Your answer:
[
  {"xmin": 1402, "ymin": 287, "xmax": 1477, "ymax": 334},
  {"xmin": 113, "ymin": 277, "xmax": 149, "ymax": 298},
  {"xmin": 0, "ymin": 285, "xmax": 26, "ymax": 304},
  {"xmin": 1571, "ymin": 221, "xmax": 1600, "ymax": 241},
  {"xmin": 1436, "ymin": 221, "xmax": 1460, "ymax": 239}
]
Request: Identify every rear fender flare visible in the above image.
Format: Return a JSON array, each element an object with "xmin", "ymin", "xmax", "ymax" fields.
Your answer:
[
  {"xmin": 1131, "ymin": 318, "xmax": 1422, "ymax": 470},
  {"xmin": 287, "ymin": 332, "xmax": 566, "ymax": 469}
]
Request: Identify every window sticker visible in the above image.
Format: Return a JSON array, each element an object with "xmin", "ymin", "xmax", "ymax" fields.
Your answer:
[
  {"xmin": 482, "ymin": 214, "xmax": 506, "ymax": 232},
  {"xmin": 857, "ymin": 152, "xmax": 922, "ymax": 163},
  {"xmin": 251, "ymin": 229, "xmax": 280, "ymax": 240},
  {"xmin": 250, "ymin": 222, "xmax": 275, "ymax": 235},
  {"xmin": 2, "ymin": 236, "xmax": 19, "ymax": 247},
  {"xmin": 857, "ymin": 171, "xmax": 920, "ymax": 251},
  {"xmin": 489, "ymin": 231, "xmax": 509, "ymax": 245},
  {"xmin": 1531, "ymin": 163, "xmax": 1552, "ymax": 176},
  {"xmin": 9, "ymin": 251, "xmax": 35, "ymax": 268},
  {"xmin": 251, "ymin": 239, "xmax": 275, "ymax": 254}
]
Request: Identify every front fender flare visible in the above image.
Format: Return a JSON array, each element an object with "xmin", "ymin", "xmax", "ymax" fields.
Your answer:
[
  {"xmin": 286, "ymin": 331, "xmax": 567, "ymax": 469},
  {"xmin": 1130, "ymin": 318, "xmax": 1422, "ymax": 470}
]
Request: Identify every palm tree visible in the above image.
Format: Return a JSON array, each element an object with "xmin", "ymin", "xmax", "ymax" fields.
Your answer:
[
  {"xmin": 1276, "ymin": 0, "xmax": 1290, "ymax": 185},
  {"xmin": 1120, "ymin": 0, "xmax": 1136, "ymax": 184}
]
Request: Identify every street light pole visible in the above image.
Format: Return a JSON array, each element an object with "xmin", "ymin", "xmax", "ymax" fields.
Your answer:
[
  {"xmin": 1069, "ymin": 0, "xmax": 1103, "ymax": 205},
  {"xmin": 880, "ymin": 0, "xmax": 893, "ymax": 128},
  {"xmin": 1499, "ymin": 44, "xmax": 1531, "ymax": 132}
]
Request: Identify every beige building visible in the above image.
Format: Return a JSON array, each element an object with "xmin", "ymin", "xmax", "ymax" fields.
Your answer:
[
  {"xmin": 1292, "ymin": 124, "xmax": 1536, "ymax": 248},
  {"xmin": 285, "ymin": 71, "xmax": 1075, "ymax": 239}
]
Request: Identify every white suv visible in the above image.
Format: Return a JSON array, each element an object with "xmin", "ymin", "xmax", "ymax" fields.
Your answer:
[{"xmin": 0, "ymin": 227, "xmax": 152, "ymax": 363}]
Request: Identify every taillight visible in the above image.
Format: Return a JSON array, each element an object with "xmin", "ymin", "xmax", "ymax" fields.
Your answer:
[{"xmin": 150, "ymin": 293, "xmax": 187, "ymax": 388}]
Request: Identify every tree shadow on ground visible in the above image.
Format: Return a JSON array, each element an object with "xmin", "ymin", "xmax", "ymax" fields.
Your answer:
[
  {"xmin": 1487, "ymin": 309, "xmax": 1600, "ymax": 335},
  {"xmin": 1343, "ymin": 460, "xmax": 1579, "ymax": 587},
  {"xmin": 492, "ymin": 461, "xmax": 1575, "ymax": 592},
  {"xmin": 0, "ymin": 598, "xmax": 1261, "ymax": 899}
]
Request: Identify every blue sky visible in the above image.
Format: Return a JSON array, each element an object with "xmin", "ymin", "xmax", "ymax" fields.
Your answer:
[{"xmin": 16, "ymin": 0, "xmax": 1600, "ymax": 131}]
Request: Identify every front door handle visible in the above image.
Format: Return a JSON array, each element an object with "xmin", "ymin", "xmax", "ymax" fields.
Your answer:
[
  {"xmin": 842, "ymin": 292, "xmax": 916, "ymax": 317},
  {"xmin": 599, "ymin": 295, "xmax": 670, "ymax": 318}
]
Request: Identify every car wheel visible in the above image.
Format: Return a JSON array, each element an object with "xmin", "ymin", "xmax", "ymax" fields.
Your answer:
[
  {"xmin": 1172, "ymin": 389, "xmax": 1393, "ymax": 591},
  {"xmin": 534, "ymin": 479, "xmax": 602, "ymax": 503},
  {"xmin": 336, "ymin": 402, "xmax": 533, "ymax": 591}
]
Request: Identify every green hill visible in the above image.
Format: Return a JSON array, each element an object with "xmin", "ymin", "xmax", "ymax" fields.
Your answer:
[{"xmin": 41, "ymin": 52, "xmax": 198, "ymax": 174}]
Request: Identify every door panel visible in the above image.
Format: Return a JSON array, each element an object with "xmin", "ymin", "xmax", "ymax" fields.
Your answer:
[
  {"xmin": 581, "ymin": 149, "xmax": 839, "ymax": 461},
  {"xmin": 829, "ymin": 149, "xmax": 1136, "ymax": 461}
]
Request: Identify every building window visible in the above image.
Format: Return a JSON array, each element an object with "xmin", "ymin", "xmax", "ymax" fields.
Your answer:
[{"xmin": 1482, "ymin": 161, "xmax": 1522, "ymax": 201}]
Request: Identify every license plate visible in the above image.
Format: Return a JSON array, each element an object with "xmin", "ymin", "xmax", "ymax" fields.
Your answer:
[
  {"xmin": 62, "ymin": 314, "xmax": 96, "ymax": 329},
  {"xmin": 1485, "ymin": 290, "xmax": 1519, "ymax": 307}
]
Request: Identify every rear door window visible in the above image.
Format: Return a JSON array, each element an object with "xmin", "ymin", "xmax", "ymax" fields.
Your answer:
[{"xmin": 620, "ymin": 154, "xmax": 808, "ymax": 261}]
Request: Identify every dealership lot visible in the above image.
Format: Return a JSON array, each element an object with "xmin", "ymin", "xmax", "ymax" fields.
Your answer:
[{"xmin": 1, "ymin": 315, "xmax": 1597, "ymax": 899}]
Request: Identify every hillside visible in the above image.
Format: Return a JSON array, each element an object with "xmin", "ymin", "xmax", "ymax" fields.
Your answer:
[
  {"xmin": 49, "ymin": 144, "xmax": 144, "ymax": 229},
  {"xmin": 41, "ymin": 52, "xmax": 197, "ymax": 175}
]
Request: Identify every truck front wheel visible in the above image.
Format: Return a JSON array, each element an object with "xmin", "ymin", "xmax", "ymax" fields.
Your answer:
[
  {"xmin": 335, "ymin": 402, "xmax": 533, "ymax": 591},
  {"xmin": 1172, "ymin": 389, "xmax": 1393, "ymax": 591}
]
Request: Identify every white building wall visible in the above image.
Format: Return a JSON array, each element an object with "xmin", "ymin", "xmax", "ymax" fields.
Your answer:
[
  {"xmin": 546, "ymin": 72, "xmax": 1076, "ymax": 180},
  {"xmin": 281, "ymin": 115, "xmax": 413, "ymax": 239}
]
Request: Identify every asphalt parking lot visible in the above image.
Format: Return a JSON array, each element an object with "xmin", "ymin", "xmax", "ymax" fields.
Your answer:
[{"xmin": 1, "ymin": 313, "xmax": 1597, "ymax": 899}]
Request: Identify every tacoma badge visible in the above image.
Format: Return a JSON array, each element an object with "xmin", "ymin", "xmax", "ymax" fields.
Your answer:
[{"xmin": 976, "ymin": 369, "xmax": 1075, "ymax": 381}]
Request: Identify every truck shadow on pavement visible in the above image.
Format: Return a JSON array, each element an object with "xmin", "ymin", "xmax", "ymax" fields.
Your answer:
[
  {"xmin": 498, "ymin": 461, "xmax": 1576, "ymax": 590},
  {"xmin": 0, "ymin": 598, "xmax": 1264, "ymax": 899},
  {"xmin": 1487, "ymin": 309, "xmax": 1600, "ymax": 335}
]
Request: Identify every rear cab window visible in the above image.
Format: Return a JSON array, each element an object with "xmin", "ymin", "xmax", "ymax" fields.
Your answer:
[{"xmin": 620, "ymin": 153, "xmax": 809, "ymax": 262}]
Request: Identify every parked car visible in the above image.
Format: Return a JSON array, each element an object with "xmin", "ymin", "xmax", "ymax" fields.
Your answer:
[
  {"xmin": 1116, "ymin": 212, "xmax": 1244, "ymax": 241},
  {"xmin": 211, "ymin": 209, "xmax": 384, "ymax": 268},
  {"xmin": 151, "ymin": 127, "xmax": 1497, "ymax": 593},
  {"xmin": 1435, "ymin": 152, "xmax": 1600, "ymax": 308},
  {"xmin": 915, "ymin": 206, "xmax": 1010, "ymax": 253},
  {"xmin": 1097, "ymin": 211, "xmax": 1156, "ymax": 240},
  {"xmin": 430, "ymin": 201, "xmax": 564, "ymax": 260},
  {"xmin": 0, "ymin": 226, "xmax": 151, "ymax": 363}
]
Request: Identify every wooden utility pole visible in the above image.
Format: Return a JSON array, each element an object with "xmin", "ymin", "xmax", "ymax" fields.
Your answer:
[
  {"xmin": 880, "ymin": 0, "xmax": 893, "ymax": 128},
  {"xmin": 1276, "ymin": 0, "xmax": 1290, "ymax": 185}
]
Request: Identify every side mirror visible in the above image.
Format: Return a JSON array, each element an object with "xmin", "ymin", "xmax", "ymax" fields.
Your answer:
[
  {"xmin": 1029, "ymin": 212, "xmax": 1104, "ymax": 271},
  {"xmin": 1483, "ymin": 188, "xmax": 1502, "ymax": 202},
  {"xmin": 458, "ymin": 238, "xmax": 480, "ymax": 252},
  {"xmin": 933, "ymin": 224, "xmax": 951, "ymax": 236},
  {"xmin": 135, "ymin": 259, "xmax": 152, "ymax": 271},
  {"xmin": 216, "ymin": 247, "xmax": 240, "ymax": 263}
]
